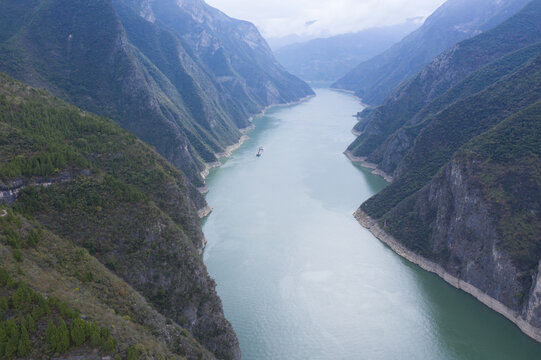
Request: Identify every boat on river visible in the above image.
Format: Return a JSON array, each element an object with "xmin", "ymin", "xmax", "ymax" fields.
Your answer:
[{"xmin": 256, "ymin": 146, "xmax": 264, "ymax": 157}]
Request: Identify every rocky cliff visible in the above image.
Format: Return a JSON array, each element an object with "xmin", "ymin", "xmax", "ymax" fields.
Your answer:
[
  {"xmin": 359, "ymin": 100, "xmax": 541, "ymax": 339},
  {"xmin": 352, "ymin": 46, "xmax": 541, "ymax": 343}
]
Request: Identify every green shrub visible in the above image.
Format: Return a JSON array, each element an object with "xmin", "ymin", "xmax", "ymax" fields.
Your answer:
[
  {"xmin": 4, "ymin": 319, "xmax": 19, "ymax": 357},
  {"xmin": 89, "ymin": 322, "xmax": 103, "ymax": 347},
  {"xmin": 127, "ymin": 345, "xmax": 138, "ymax": 360},
  {"xmin": 46, "ymin": 319, "xmax": 70, "ymax": 353},
  {"xmin": 0, "ymin": 297, "xmax": 7, "ymax": 320},
  {"xmin": 103, "ymin": 336, "xmax": 117, "ymax": 352},
  {"xmin": 70, "ymin": 318, "xmax": 88, "ymax": 346},
  {"xmin": 57, "ymin": 318, "xmax": 70, "ymax": 353},
  {"xmin": 26, "ymin": 229, "xmax": 41, "ymax": 247},
  {"xmin": 17, "ymin": 324, "xmax": 30, "ymax": 357},
  {"xmin": 13, "ymin": 248, "xmax": 23, "ymax": 262}
]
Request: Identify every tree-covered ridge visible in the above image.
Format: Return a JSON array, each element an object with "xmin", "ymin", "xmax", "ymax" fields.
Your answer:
[
  {"xmin": 372, "ymin": 100, "xmax": 541, "ymax": 312},
  {"xmin": 0, "ymin": 265, "xmax": 119, "ymax": 359},
  {"xmin": 0, "ymin": 74, "xmax": 238, "ymax": 359},
  {"xmin": 0, "ymin": 210, "xmax": 126, "ymax": 359},
  {"xmin": 0, "ymin": 208, "xmax": 216, "ymax": 359},
  {"xmin": 0, "ymin": 72, "xmax": 205, "ymax": 246},
  {"xmin": 361, "ymin": 49, "xmax": 541, "ymax": 220},
  {"xmin": 346, "ymin": 0, "xmax": 541, "ymax": 168},
  {"xmin": 0, "ymin": 0, "xmax": 313, "ymax": 188},
  {"xmin": 332, "ymin": 0, "xmax": 530, "ymax": 105}
]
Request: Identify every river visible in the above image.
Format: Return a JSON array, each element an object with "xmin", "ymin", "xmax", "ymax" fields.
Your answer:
[{"xmin": 202, "ymin": 88, "xmax": 541, "ymax": 359}]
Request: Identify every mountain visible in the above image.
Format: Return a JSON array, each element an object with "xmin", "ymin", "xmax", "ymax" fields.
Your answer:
[
  {"xmin": 0, "ymin": 73, "xmax": 239, "ymax": 359},
  {"xmin": 273, "ymin": 21, "xmax": 420, "ymax": 82},
  {"xmin": 351, "ymin": 0, "xmax": 541, "ymax": 340},
  {"xmin": 266, "ymin": 34, "xmax": 318, "ymax": 51},
  {"xmin": 347, "ymin": 0, "xmax": 541, "ymax": 173},
  {"xmin": 333, "ymin": 0, "xmax": 530, "ymax": 105},
  {"xmin": 0, "ymin": 0, "xmax": 313, "ymax": 191}
]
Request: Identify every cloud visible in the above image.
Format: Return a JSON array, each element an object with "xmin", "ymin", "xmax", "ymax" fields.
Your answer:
[{"xmin": 206, "ymin": 0, "xmax": 446, "ymax": 38}]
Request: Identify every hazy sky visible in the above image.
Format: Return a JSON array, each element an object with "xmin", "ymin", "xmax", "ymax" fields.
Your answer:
[{"xmin": 205, "ymin": 0, "xmax": 446, "ymax": 39}]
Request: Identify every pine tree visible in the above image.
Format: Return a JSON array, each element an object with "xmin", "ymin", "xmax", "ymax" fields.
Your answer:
[
  {"xmin": 127, "ymin": 346, "xmax": 138, "ymax": 360},
  {"xmin": 4, "ymin": 319, "xmax": 19, "ymax": 357},
  {"xmin": 23, "ymin": 314, "xmax": 37, "ymax": 334},
  {"xmin": 103, "ymin": 336, "xmax": 117, "ymax": 353},
  {"xmin": 57, "ymin": 318, "xmax": 70, "ymax": 352},
  {"xmin": 0, "ymin": 296, "xmax": 7, "ymax": 320},
  {"xmin": 89, "ymin": 322, "xmax": 102, "ymax": 347},
  {"xmin": 0, "ymin": 323, "xmax": 7, "ymax": 356},
  {"xmin": 70, "ymin": 318, "xmax": 87, "ymax": 346},
  {"xmin": 45, "ymin": 319, "xmax": 57, "ymax": 350},
  {"xmin": 17, "ymin": 324, "xmax": 30, "ymax": 357}
]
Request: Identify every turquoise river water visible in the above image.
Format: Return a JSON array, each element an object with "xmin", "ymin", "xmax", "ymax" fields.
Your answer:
[{"xmin": 202, "ymin": 88, "xmax": 541, "ymax": 359}]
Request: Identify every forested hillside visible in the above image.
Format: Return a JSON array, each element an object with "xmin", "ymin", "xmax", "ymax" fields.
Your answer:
[
  {"xmin": 352, "ymin": 0, "xmax": 541, "ymax": 340},
  {"xmin": 0, "ymin": 73, "xmax": 239, "ymax": 359},
  {"xmin": 333, "ymin": 0, "xmax": 529, "ymax": 105},
  {"xmin": 0, "ymin": 0, "xmax": 313, "ymax": 190}
]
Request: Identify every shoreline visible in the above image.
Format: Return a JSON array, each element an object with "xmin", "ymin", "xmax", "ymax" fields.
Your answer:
[
  {"xmin": 344, "ymin": 151, "xmax": 394, "ymax": 183},
  {"xmin": 197, "ymin": 205, "xmax": 213, "ymax": 219},
  {"xmin": 329, "ymin": 87, "xmax": 371, "ymax": 108},
  {"xmin": 196, "ymin": 94, "xmax": 315, "ymax": 218},
  {"xmin": 355, "ymin": 209, "xmax": 541, "ymax": 343},
  {"xmin": 216, "ymin": 135, "xmax": 249, "ymax": 159},
  {"xmin": 247, "ymin": 94, "xmax": 316, "ymax": 122}
]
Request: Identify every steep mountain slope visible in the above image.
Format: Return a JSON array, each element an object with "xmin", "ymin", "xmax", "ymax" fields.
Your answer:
[
  {"xmin": 143, "ymin": 0, "xmax": 313, "ymax": 107},
  {"xmin": 0, "ymin": 0, "xmax": 313, "ymax": 190},
  {"xmin": 1, "ymin": 227, "xmax": 216, "ymax": 360},
  {"xmin": 333, "ymin": 0, "xmax": 529, "ymax": 105},
  {"xmin": 274, "ymin": 22, "xmax": 420, "ymax": 82},
  {"xmin": 347, "ymin": 0, "xmax": 541, "ymax": 174},
  {"xmin": 0, "ymin": 73, "xmax": 239, "ymax": 359},
  {"xmin": 359, "ymin": 101, "xmax": 541, "ymax": 341},
  {"xmin": 351, "ymin": 0, "xmax": 541, "ymax": 341}
]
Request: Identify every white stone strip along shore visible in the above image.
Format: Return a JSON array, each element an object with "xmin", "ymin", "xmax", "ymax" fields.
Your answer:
[
  {"xmin": 355, "ymin": 209, "xmax": 541, "ymax": 343},
  {"xmin": 344, "ymin": 151, "xmax": 394, "ymax": 183}
]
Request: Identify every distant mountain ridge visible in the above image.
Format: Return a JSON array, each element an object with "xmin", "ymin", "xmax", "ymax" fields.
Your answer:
[
  {"xmin": 274, "ymin": 21, "xmax": 420, "ymax": 82},
  {"xmin": 0, "ymin": 0, "xmax": 313, "ymax": 191},
  {"xmin": 347, "ymin": 0, "xmax": 541, "ymax": 173},
  {"xmin": 333, "ymin": 0, "xmax": 530, "ymax": 105}
]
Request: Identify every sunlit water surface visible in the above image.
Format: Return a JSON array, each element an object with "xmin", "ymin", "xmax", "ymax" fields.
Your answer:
[{"xmin": 202, "ymin": 88, "xmax": 541, "ymax": 359}]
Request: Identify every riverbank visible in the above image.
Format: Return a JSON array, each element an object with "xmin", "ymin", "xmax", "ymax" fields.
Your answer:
[
  {"xmin": 355, "ymin": 208, "xmax": 541, "ymax": 343},
  {"xmin": 330, "ymin": 88, "xmax": 372, "ymax": 108},
  {"xmin": 344, "ymin": 151, "xmax": 394, "ymax": 182}
]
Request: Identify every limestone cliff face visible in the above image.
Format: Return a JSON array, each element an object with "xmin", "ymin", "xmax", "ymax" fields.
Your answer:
[
  {"xmin": 366, "ymin": 96, "xmax": 541, "ymax": 339},
  {"xmin": 363, "ymin": 156, "xmax": 541, "ymax": 341},
  {"xmin": 410, "ymin": 160, "xmax": 526, "ymax": 310}
]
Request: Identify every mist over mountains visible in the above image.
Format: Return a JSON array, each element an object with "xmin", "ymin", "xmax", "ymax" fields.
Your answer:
[
  {"xmin": 274, "ymin": 21, "xmax": 421, "ymax": 82},
  {"xmin": 333, "ymin": 0, "xmax": 531, "ymax": 105}
]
